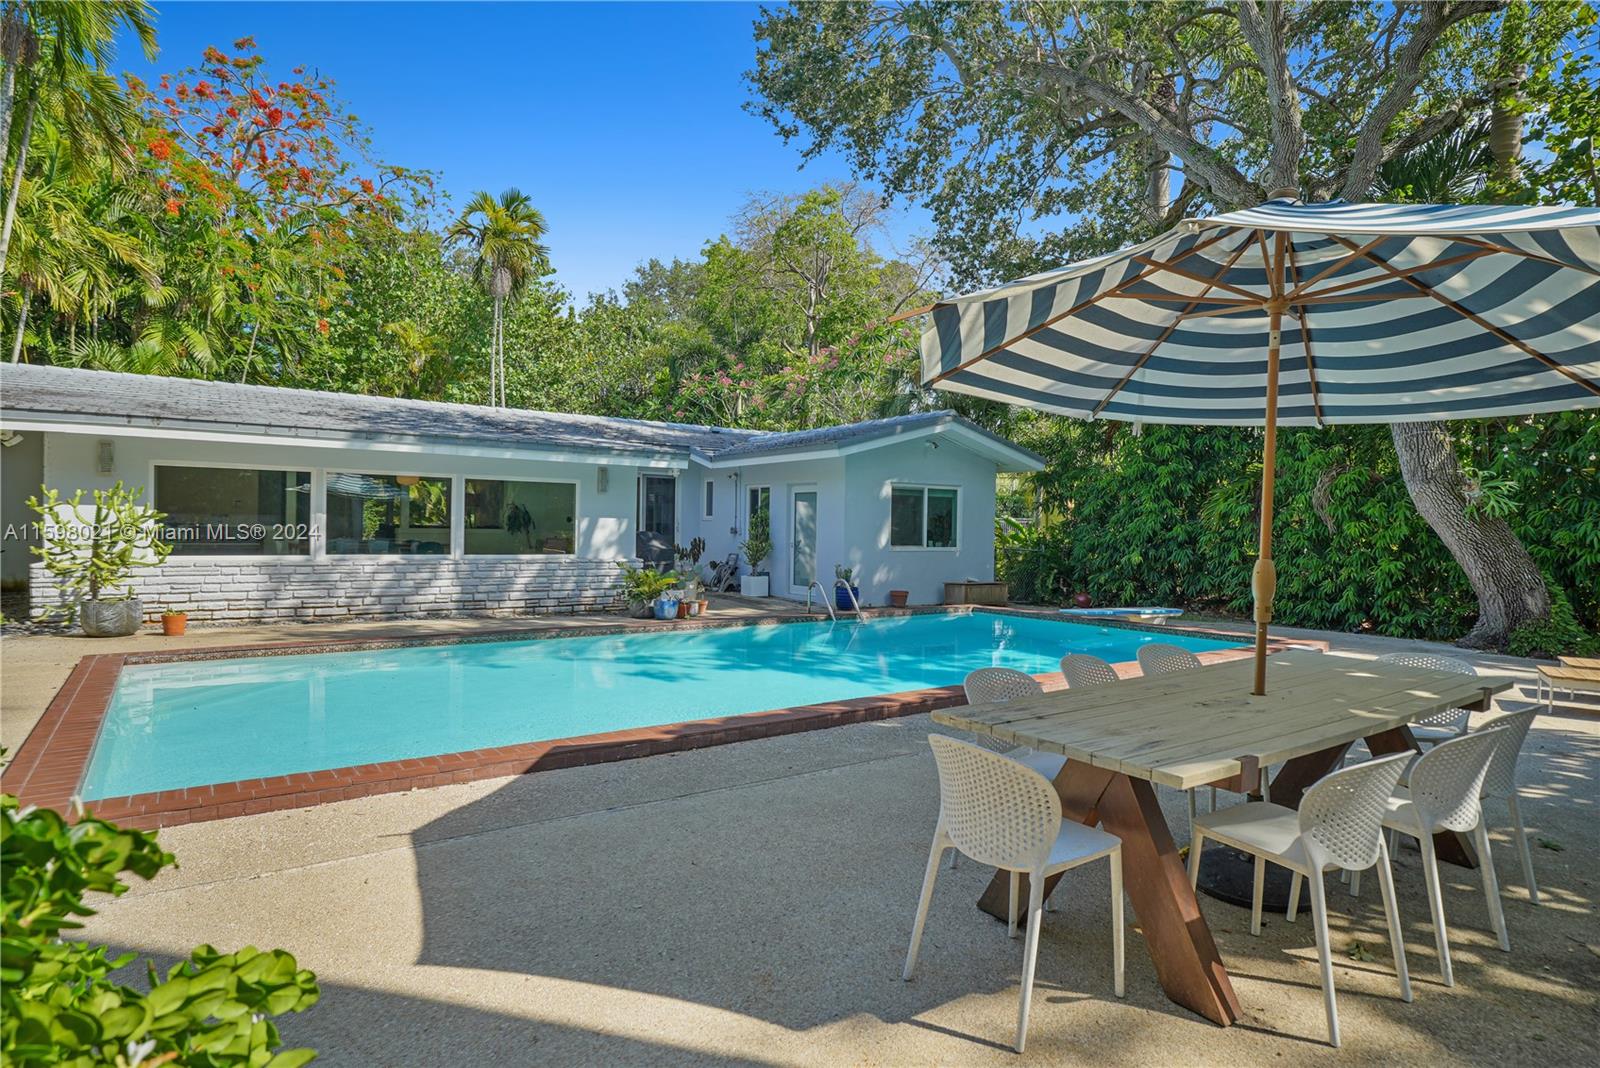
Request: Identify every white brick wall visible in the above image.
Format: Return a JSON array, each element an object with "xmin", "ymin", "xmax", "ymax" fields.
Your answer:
[{"xmin": 29, "ymin": 555, "xmax": 632, "ymax": 622}]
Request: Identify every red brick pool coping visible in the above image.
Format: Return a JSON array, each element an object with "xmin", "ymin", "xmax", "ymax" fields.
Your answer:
[{"xmin": 1, "ymin": 609, "xmax": 1309, "ymax": 829}]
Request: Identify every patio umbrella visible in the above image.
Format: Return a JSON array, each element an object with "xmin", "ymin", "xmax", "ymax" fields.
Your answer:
[{"xmin": 918, "ymin": 196, "xmax": 1600, "ymax": 694}]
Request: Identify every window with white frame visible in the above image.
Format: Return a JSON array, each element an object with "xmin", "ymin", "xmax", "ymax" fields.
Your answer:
[
  {"xmin": 154, "ymin": 465, "xmax": 312, "ymax": 555},
  {"xmin": 326, "ymin": 473, "xmax": 451, "ymax": 555},
  {"xmin": 703, "ymin": 479, "xmax": 715, "ymax": 519},
  {"xmin": 889, "ymin": 485, "xmax": 959, "ymax": 548}
]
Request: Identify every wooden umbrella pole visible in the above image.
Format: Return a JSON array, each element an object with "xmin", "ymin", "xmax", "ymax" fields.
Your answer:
[{"xmin": 1253, "ymin": 303, "xmax": 1283, "ymax": 695}]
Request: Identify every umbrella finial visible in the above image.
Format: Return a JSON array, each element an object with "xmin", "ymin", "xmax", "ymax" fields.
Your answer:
[{"xmin": 1266, "ymin": 187, "xmax": 1301, "ymax": 203}]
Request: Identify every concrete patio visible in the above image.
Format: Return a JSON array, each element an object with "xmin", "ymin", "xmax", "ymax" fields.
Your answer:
[{"xmin": 2, "ymin": 618, "xmax": 1596, "ymax": 1065}]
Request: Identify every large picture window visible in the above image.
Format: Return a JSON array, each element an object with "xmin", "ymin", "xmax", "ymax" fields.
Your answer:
[
  {"xmin": 155, "ymin": 465, "xmax": 311, "ymax": 555},
  {"xmin": 889, "ymin": 485, "xmax": 959, "ymax": 549},
  {"xmin": 465, "ymin": 479, "xmax": 575, "ymax": 555},
  {"xmin": 326, "ymin": 474, "xmax": 451, "ymax": 555}
]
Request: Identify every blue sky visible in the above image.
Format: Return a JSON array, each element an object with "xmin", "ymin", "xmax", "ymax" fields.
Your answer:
[{"xmin": 115, "ymin": 1, "xmax": 928, "ymax": 303}]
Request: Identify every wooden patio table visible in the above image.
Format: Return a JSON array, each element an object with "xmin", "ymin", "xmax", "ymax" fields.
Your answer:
[{"xmin": 930, "ymin": 648, "xmax": 1514, "ymax": 1027}]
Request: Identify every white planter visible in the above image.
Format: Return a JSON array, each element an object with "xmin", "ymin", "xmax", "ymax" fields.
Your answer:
[
  {"xmin": 79, "ymin": 598, "xmax": 144, "ymax": 637},
  {"xmin": 742, "ymin": 574, "xmax": 769, "ymax": 598}
]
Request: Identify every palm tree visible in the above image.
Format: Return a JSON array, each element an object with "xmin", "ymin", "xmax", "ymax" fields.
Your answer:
[
  {"xmin": 0, "ymin": 0, "xmax": 156, "ymax": 280},
  {"xmin": 446, "ymin": 188, "xmax": 549, "ymax": 406}
]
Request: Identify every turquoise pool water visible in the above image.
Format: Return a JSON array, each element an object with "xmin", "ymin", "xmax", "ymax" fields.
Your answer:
[{"xmin": 80, "ymin": 612, "xmax": 1236, "ymax": 799}]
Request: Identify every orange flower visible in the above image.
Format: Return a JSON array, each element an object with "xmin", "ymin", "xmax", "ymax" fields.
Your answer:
[
  {"xmin": 148, "ymin": 138, "xmax": 172, "ymax": 160},
  {"xmin": 164, "ymin": 197, "xmax": 181, "ymax": 215},
  {"xmin": 316, "ymin": 318, "xmax": 330, "ymax": 336},
  {"xmin": 358, "ymin": 178, "xmax": 374, "ymax": 193}
]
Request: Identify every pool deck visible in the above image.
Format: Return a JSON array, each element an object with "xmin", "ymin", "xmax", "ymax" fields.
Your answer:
[
  {"xmin": 1, "ymin": 600, "xmax": 1280, "ymax": 827},
  {"xmin": 2, "ymin": 610, "xmax": 1596, "ymax": 1064}
]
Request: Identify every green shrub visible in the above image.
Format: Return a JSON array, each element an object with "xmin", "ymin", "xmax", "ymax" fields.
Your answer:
[
  {"xmin": 1, "ymin": 794, "xmax": 319, "ymax": 1067},
  {"xmin": 615, "ymin": 562, "xmax": 679, "ymax": 607},
  {"xmin": 1509, "ymin": 585, "xmax": 1600, "ymax": 660}
]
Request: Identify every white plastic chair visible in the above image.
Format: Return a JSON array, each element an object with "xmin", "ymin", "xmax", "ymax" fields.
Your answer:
[
  {"xmin": 955, "ymin": 669, "xmax": 1069, "ymax": 875},
  {"xmin": 1060, "ymin": 652, "xmax": 1120, "ymax": 689},
  {"xmin": 1374, "ymin": 651, "xmax": 1477, "ymax": 745},
  {"xmin": 1477, "ymin": 709, "xmax": 1540, "ymax": 905},
  {"xmin": 1189, "ymin": 753, "xmax": 1413, "ymax": 1048},
  {"xmin": 961, "ymin": 669, "xmax": 1067, "ymax": 782},
  {"xmin": 1354, "ymin": 727, "xmax": 1511, "ymax": 986},
  {"xmin": 904, "ymin": 735, "xmax": 1124, "ymax": 1053},
  {"xmin": 1136, "ymin": 643, "xmax": 1213, "ymax": 818}
]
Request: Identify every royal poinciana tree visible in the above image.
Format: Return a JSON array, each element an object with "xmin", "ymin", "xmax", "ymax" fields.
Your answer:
[{"xmin": 750, "ymin": 0, "xmax": 1594, "ymax": 648}]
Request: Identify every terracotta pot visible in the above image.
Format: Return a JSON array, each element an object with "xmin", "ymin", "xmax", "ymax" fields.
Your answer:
[
  {"xmin": 676, "ymin": 600, "xmax": 690, "ymax": 619},
  {"xmin": 888, "ymin": 590, "xmax": 909, "ymax": 608},
  {"xmin": 162, "ymin": 613, "xmax": 188, "ymax": 636},
  {"xmin": 1072, "ymin": 591, "xmax": 1093, "ymax": 608}
]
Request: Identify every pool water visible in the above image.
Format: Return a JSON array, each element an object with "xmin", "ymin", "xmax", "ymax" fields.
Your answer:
[{"xmin": 80, "ymin": 612, "xmax": 1236, "ymax": 799}]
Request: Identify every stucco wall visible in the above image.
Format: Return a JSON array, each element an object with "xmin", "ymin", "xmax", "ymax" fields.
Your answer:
[
  {"xmin": 685, "ymin": 440, "xmax": 999, "ymax": 607},
  {"xmin": 843, "ymin": 438, "xmax": 998, "ymax": 605}
]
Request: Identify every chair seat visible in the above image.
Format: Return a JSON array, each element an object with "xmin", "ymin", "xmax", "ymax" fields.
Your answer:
[
  {"xmin": 1379, "ymin": 787, "xmax": 1425, "ymax": 833},
  {"xmin": 1191, "ymin": 800, "xmax": 1313, "ymax": 872},
  {"xmin": 1007, "ymin": 747, "xmax": 1068, "ymax": 782},
  {"xmin": 1410, "ymin": 723, "xmax": 1462, "ymax": 745},
  {"xmin": 1044, "ymin": 819, "xmax": 1122, "ymax": 871}
]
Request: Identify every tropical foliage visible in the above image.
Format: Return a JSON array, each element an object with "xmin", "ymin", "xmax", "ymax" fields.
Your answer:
[
  {"xmin": 1, "ymin": 791, "xmax": 320, "ymax": 1066},
  {"xmin": 2, "ymin": 4, "xmax": 1596, "ymax": 650}
]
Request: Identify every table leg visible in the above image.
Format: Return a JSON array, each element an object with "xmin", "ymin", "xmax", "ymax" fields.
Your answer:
[{"xmin": 977, "ymin": 760, "xmax": 1241, "ymax": 1027}]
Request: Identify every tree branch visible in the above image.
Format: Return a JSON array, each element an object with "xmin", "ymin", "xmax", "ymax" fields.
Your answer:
[{"xmin": 1338, "ymin": 1, "xmax": 1503, "ymax": 199}]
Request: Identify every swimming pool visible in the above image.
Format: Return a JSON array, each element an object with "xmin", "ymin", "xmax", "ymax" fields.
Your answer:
[{"xmin": 80, "ymin": 612, "xmax": 1237, "ymax": 800}]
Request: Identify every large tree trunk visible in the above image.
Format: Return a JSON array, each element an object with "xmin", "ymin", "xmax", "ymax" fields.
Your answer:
[{"xmin": 1391, "ymin": 422, "xmax": 1550, "ymax": 649}]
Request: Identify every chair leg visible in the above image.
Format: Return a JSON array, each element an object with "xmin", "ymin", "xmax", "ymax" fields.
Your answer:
[
  {"xmin": 903, "ymin": 837, "xmax": 946, "ymax": 981},
  {"xmin": 1187, "ymin": 833, "xmax": 1205, "ymax": 889},
  {"xmin": 1110, "ymin": 848, "xmax": 1125, "ymax": 998},
  {"xmin": 1188, "ymin": 789, "xmax": 1197, "ymax": 822},
  {"xmin": 1508, "ymin": 791, "xmax": 1540, "ymax": 905},
  {"xmin": 1474, "ymin": 821, "xmax": 1510, "ymax": 952},
  {"xmin": 947, "ymin": 850, "xmax": 959, "ymax": 871},
  {"xmin": 1375, "ymin": 838, "xmax": 1412, "ymax": 1003},
  {"xmin": 1308, "ymin": 871, "xmax": 1340, "ymax": 1048},
  {"xmin": 1287, "ymin": 872, "xmax": 1302, "ymax": 922},
  {"xmin": 1209, "ymin": 785, "xmax": 1217, "ymax": 811},
  {"xmin": 1349, "ymin": 866, "xmax": 1362, "ymax": 897},
  {"xmin": 1015, "ymin": 877, "xmax": 1046, "ymax": 1054},
  {"xmin": 1008, "ymin": 870, "xmax": 1020, "ymax": 940},
  {"xmin": 1250, "ymin": 855, "xmax": 1265, "ymax": 936},
  {"xmin": 1417, "ymin": 833, "xmax": 1454, "ymax": 987}
]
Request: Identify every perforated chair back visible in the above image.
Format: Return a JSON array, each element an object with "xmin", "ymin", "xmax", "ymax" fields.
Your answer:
[
  {"xmin": 1407, "ymin": 727, "xmax": 1505, "ymax": 833},
  {"xmin": 1297, "ymin": 753, "xmax": 1412, "ymax": 871},
  {"xmin": 1376, "ymin": 651, "xmax": 1476, "ymax": 730},
  {"xmin": 1060, "ymin": 653, "xmax": 1120, "ymax": 689},
  {"xmin": 1477, "ymin": 709, "xmax": 1535, "ymax": 800},
  {"xmin": 927, "ymin": 734, "xmax": 1062, "ymax": 871},
  {"xmin": 964, "ymin": 667, "xmax": 1045, "ymax": 706},
  {"xmin": 1137, "ymin": 643, "xmax": 1202, "ymax": 676}
]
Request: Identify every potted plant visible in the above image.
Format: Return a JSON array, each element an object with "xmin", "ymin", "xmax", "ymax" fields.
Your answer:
[
  {"xmin": 617, "ymin": 563, "xmax": 679, "ymax": 619},
  {"xmin": 888, "ymin": 590, "xmax": 910, "ymax": 608},
  {"xmin": 27, "ymin": 482, "xmax": 172, "ymax": 637},
  {"xmin": 833, "ymin": 564, "xmax": 862, "ymax": 612},
  {"xmin": 161, "ymin": 609, "xmax": 188, "ymax": 636},
  {"xmin": 673, "ymin": 538, "xmax": 706, "ymax": 610},
  {"xmin": 739, "ymin": 506, "xmax": 773, "ymax": 597}
]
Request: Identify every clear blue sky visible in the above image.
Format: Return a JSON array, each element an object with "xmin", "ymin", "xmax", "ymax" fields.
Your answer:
[{"xmin": 115, "ymin": 1, "xmax": 928, "ymax": 303}]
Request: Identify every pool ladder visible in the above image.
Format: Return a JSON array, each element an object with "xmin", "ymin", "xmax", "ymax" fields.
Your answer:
[
  {"xmin": 805, "ymin": 581, "xmax": 837, "ymax": 621},
  {"xmin": 805, "ymin": 580, "xmax": 869, "ymax": 621}
]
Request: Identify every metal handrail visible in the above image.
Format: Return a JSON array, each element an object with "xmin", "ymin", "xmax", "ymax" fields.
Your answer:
[
  {"xmin": 836, "ymin": 580, "xmax": 869, "ymax": 621},
  {"xmin": 804, "ymin": 580, "xmax": 837, "ymax": 621}
]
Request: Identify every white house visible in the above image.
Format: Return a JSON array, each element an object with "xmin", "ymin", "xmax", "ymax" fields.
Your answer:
[{"xmin": 0, "ymin": 364, "xmax": 1042, "ymax": 621}]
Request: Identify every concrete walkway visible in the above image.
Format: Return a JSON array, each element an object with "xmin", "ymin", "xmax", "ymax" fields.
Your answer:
[{"xmin": 3, "ymin": 616, "xmax": 1596, "ymax": 1064}]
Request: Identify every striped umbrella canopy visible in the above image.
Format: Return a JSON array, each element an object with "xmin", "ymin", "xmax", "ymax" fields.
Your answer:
[{"xmin": 918, "ymin": 198, "xmax": 1600, "ymax": 692}]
